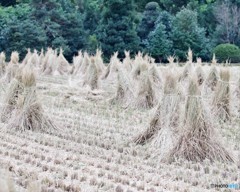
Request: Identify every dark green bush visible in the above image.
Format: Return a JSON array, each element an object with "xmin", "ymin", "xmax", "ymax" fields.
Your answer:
[{"xmin": 213, "ymin": 44, "xmax": 240, "ymax": 63}]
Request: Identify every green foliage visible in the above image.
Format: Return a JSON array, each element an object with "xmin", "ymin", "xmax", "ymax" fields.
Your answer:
[
  {"xmin": 83, "ymin": 0, "xmax": 102, "ymax": 34},
  {"xmin": 0, "ymin": 0, "xmax": 17, "ymax": 6},
  {"xmin": 213, "ymin": 44, "xmax": 240, "ymax": 63},
  {"xmin": 98, "ymin": 0, "xmax": 140, "ymax": 60},
  {"xmin": 159, "ymin": 0, "xmax": 190, "ymax": 13},
  {"xmin": 0, "ymin": 4, "xmax": 46, "ymax": 60},
  {"xmin": 0, "ymin": 0, "xmax": 239, "ymax": 62},
  {"xmin": 147, "ymin": 23, "xmax": 172, "ymax": 61},
  {"xmin": 137, "ymin": 2, "xmax": 160, "ymax": 43},
  {"xmin": 31, "ymin": 0, "xmax": 86, "ymax": 61},
  {"xmin": 155, "ymin": 11, "xmax": 173, "ymax": 35},
  {"xmin": 171, "ymin": 8, "xmax": 210, "ymax": 61},
  {"xmin": 87, "ymin": 34, "xmax": 99, "ymax": 54}
]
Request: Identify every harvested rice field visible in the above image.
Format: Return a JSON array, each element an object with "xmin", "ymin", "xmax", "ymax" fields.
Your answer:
[{"xmin": 0, "ymin": 50, "xmax": 239, "ymax": 192}]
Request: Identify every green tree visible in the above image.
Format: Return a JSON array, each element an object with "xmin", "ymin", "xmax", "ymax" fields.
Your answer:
[
  {"xmin": 147, "ymin": 23, "xmax": 172, "ymax": 62},
  {"xmin": 83, "ymin": 0, "xmax": 103, "ymax": 34},
  {"xmin": 159, "ymin": 0, "xmax": 190, "ymax": 14},
  {"xmin": 155, "ymin": 10, "xmax": 173, "ymax": 35},
  {"xmin": 213, "ymin": 43, "xmax": 240, "ymax": 63},
  {"xmin": 98, "ymin": 0, "xmax": 140, "ymax": 60},
  {"xmin": 0, "ymin": 0, "xmax": 17, "ymax": 6},
  {"xmin": 0, "ymin": 4, "xmax": 47, "ymax": 60},
  {"xmin": 137, "ymin": 2, "xmax": 160, "ymax": 43},
  {"xmin": 171, "ymin": 8, "xmax": 210, "ymax": 61},
  {"xmin": 31, "ymin": 0, "xmax": 86, "ymax": 60}
]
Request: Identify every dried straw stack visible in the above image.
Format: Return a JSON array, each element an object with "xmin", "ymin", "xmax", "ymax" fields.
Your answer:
[
  {"xmin": 212, "ymin": 67, "xmax": 231, "ymax": 121},
  {"xmin": 110, "ymin": 65, "xmax": 134, "ymax": 106},
  {"xmin": 164, "ymin": 77, "xmax": 234, "ymax": 163},
  {"xmin": 72, "ymin": 51, "xmax": 83, "ymax": 75},
  {"xmin": 123, "ymin": 51, "xmax": 132, "ymax": 72},
  {"xmin": 82, "ymin": 57, "xmax": 100, "ymax": 90},
  {"xmin": 205, "ymin": 54, "xmax": 219, "ymax": 91},
  {"xmin": 102, "ymin": 52, "xmax": 119, "ymax": 80},
  {"xmin": 57, "ymin": 48, "xmax": 70, "ymax": 75},
  {"xmin": 179, "ymin": 49, "xmax": 193, "ymax": 81},
  {"xmin": 95, "ymin": 49, "xmax": 105, "ymax": 74},
  {"xmin": 0, "ymin": 66, "xmax": 24, "ymax": 122},
  {"xmin": 195, "ymin": 58, "xmax": 205, "ymax": 86},
  {"xmin": 6, "ymin": 65, "xmax": 57, "ymax": 131},
  {"xmin": 134, "ymin": 74, "xmax": 180, "ymax": 145},
  {"xmin": 131, "ymin": 69, "xmax": 156, "ymax": 109},
  {"xmin": 0, "ymin": 52, "xmax": 6, "ymax": 77}
]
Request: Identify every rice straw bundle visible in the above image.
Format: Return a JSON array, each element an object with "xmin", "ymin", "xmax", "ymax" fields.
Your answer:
[
  {"xmin": 72, "ymin": 51, "xmax": 83, "ymax": 75},
  {"xmin": 102, "ymin": 52, "xmax": 119, "ymax": 80},
  {"xmin": 179, "ymin": 62, "xmax": 193, "ymax": 82},
  {"xmin": 1, "ymin": 66, "xmax": 23, "ymax": 122},
  {"xmin": 79, "ymin": 52, "xmax": 90, "ymax": 75},
  {"xmin": 123, "ymin": 51, "xmax": 132, "ymax": 72},
  {"xmin": 195, "ymin": 66, "xmax": 205, "ymax": 86},
  {"xmin": 134, "ymin": 74, "xmax": 179, "ymax": 144},
  {"xmin": 167, "ymin": 56, "xmax": 175, "ymax": 64},
  {"xmin": 187, "ymin": 48, "xmax": 193, "ymax": 64},
  {"xmin": 0, "ymin": 52, "xmax": 6, "ymax": 77},
  {"xmin": 131, "ymin": 60, "xmax": 148, "ymax": 81},
  {"xmin": 205, "ymin": 65, "xmax": 219, "ymax": 91},
  {"xmin": 43, "ymin": 51, "xmax": 58, "ymax": 75},
  {"xmin": 131, "ymin": 70, "xmax": 156, "ymax": 109},
  {"xmin": 30, "ymin": 49, "xmax": 40, "ymax": 67},
  {"xmin": 41, "ymin": 48, "xmax": 53, "ymax": 73},
  {"xmin": 212, "ymin": 67, "xmax": 230, "ymax": 121},
  {"xmin": 6, "ymin": 65, "xmax": 57, "ymax": 132},
  {"xmin": 57, "ymin": 48, "xmax": 70, "ymax": 75},
  {"xmin": 237, "ymin": 76, "xmax": 240, "ymax": 98},
  {"xmin": 39, "ymin": 49, "xmax": 44, "ymax": 67},
  {"xmin": 212, "ymin": 54, "xmax": 217, "ymax": 65},
  {"xmin": 9, "ymin": 51, "xmax": 19, "ymax": 65},
  {"xmin": 196, "ymin": 57, "xmax": 202, "ymax": 66},
  {"xmin": 3, "ymin": 64, "xmax": 20, "ymax": 83},
  {"xmin": 22, "ymin": 49, "xmax": 32, "ymax": 65},
  {"xmin": 167, "ymin": 56, "xmax": 178, "ymax": 74},
  {"xmin": 0, "ymin": 169, "xmax": 16, "ymax": 192},
  {"xmin": 110, "ymin": 65, "xmax": 134, "ymax": 106},
  {"xmin": 95, "ymin": 49, "xmax": 105, "ymax": 74},
  {"xmin": 82, "ymin": 57, "xmax": 100, "ymax": 90},
  {"xmin": 164, "ymin": 77, "xmax": 234, "ymax": 163},
  {"xmin": 148, "ymin": 64, "xmax": 162, "ymax": 87}
]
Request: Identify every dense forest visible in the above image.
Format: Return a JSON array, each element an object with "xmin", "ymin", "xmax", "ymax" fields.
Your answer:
[{"xmin": 0, "ymin": 0, "xmax": 240, "ymax": 62}]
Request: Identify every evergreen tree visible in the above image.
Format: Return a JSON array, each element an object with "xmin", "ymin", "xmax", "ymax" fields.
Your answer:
[
  {"xmin": 137, "ymin": 2, "xmax": 160, "ymax": 43},
  {"xmin": 155, "ymin": 10, "xmax": 173, "ymax": 35},
  {"xmin": 98, "ymin": 0, "xmax": 140, "ymax": 60},
  {"xmin": 0, "ymin": 0, "xmax": 17, "ymax": 6},
  {"xmin": 171, "ymin": 8, "xmax": 210, "ymax": 61},
  {"xmin": 83, "ymin": 0, "xmax": 102, "ymax": 34},
  {"xmin": 147, "ymin": 23, "xmax": 172, "ymax": 62},
  {"xmin": 0, "ymin": 4, "xmax": 46, "ymax": 60}
]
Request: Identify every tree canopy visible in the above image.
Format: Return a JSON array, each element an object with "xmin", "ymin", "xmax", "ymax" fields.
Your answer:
[{"xmin": 0, "ymin": 0, "xmax": 240, "ymax": 62}]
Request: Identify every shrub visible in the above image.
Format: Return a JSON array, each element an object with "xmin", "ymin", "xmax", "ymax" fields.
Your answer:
[{"xmin": 213, "ymin": 44, "xmax": 240, "ymax": 63}]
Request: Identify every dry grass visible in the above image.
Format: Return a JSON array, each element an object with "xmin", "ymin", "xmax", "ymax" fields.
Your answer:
[
  {"xmin": 212, "ymin": 67, "xmax": 231, "ymax": 121},
  {"xmin": 5, "ymin": 65, "xmax": 57, "ymax": 132},
  {"xmin": 164, "ymin": 77, "xmax": 234, "ymax": 163},
  {"xmin": 0, "ymin": 52, "xmax": 6, "ymax": 77},
  {"xmin": 110, "ymin": 65, "xmax": 134, "ymax": 106},
  {"xmin": 205, "ymin": 65, "xmax": 219, "ymax": 91},
  {"xmin": 83, "ymin": 57, "xmax": 100, "ymax": 90},
  {"xmin": 9, "ymin": 51, "xmax": 19, "ymax": 65},
  {"xmin": 0, "ymin": 49, "xmax": 239, "ymax": 192},
  {"xmin": 134, "ymin": 74, "xmax": 179, "ymax": 144}
]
